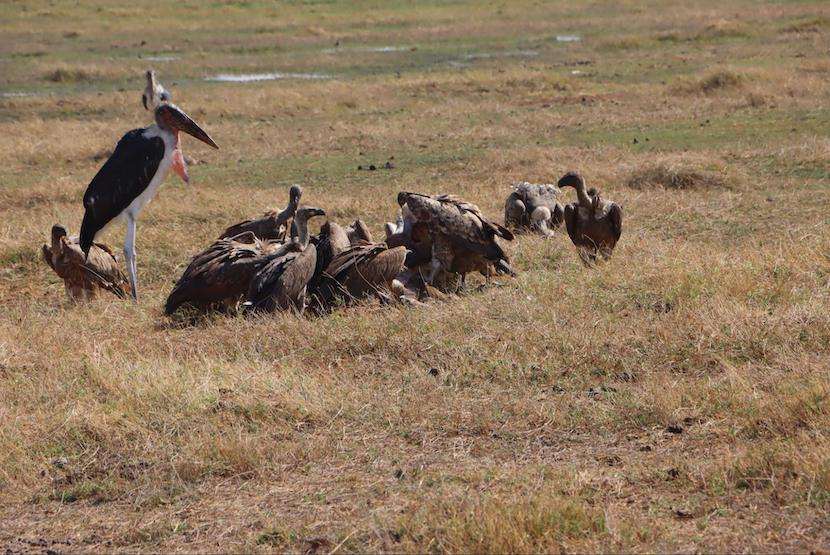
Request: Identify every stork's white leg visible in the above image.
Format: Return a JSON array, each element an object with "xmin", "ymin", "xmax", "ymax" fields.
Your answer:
[{"xmin": 124, "ymin": 215, "xmax": 138, "ymax": 300}]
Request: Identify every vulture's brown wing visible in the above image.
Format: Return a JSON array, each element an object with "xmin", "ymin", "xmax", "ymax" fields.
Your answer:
[
  {"xmin": 82, "ymin": 244, "xmax": 129, "ymax": 298},
  {"xmin": 165, "ymin": 238, "xmax": 272, "ymax": 314},
  {"xmin": 325, "ymin": 244, "xmax": 387, "ymax": 279},
  {"xmin": 42, "ymin": 245, "xmax": 56, "ymax": 273},
  {"xmin": 218, "ymin": 212, "xmax": 282, "ymax": 242},
  {"xmin": 608, "ymin": 203, "xmax": 623, "ymax": 241},
  {"xmin": 345, "ymin": 245, "xmax": 406, "ymax": 288},
  {"xmin": 246, "ymin": 244, "xmax": 316, "ymax": 311},
  {"xmin": 315, "ymin": 244, "xmax": 406, "ymax": 303}
]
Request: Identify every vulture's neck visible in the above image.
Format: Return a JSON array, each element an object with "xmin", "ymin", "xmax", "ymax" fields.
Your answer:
[
  {"xmin": 574, "ymin": 179, "xmax": 592, "ymax": 208},
  {"xmin": 293, "ymin": 217, "xmax": 310, "ymax": 248},
  {"xmin": 276, "ymin": 198, "xmax": 298, "ymax": 224}
]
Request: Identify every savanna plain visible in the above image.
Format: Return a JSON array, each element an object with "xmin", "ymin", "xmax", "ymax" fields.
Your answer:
[{"xmin": 1, "ymin": 0, "xmax": 829, "ymax": 552}]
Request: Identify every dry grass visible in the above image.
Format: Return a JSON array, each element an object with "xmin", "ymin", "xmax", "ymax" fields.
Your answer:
[
  {"xmin": 673, "ymin": 70, "xmax": 746, "ymax": 95},
  {"xmin": 1, "ymin": 0, "xmax": 829, "ymax": 552},
  {"xmin": 626, "ymin": 161, "xmax": 730, "ymax": 190}
]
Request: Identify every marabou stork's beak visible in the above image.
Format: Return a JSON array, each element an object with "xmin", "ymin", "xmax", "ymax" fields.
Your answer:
[
  {"xmin": 156, "ymin": 103, "xmax": 219, "ymax": 149},
  {"xmin": 155, "ymin": 103, "xmax": 219, "ymax": 185}
]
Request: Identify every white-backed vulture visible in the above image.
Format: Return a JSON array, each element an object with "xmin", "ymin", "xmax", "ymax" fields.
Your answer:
[
  {"xmin": 42, "ymin": 224, "xmax": 129, "ymax": 301},
  {"xmin": 218, "ymin": 184, "xmax": 302, "ymax": 242},
  {"xmin": 306, "ymin": 220, "xmax": 351, "ymax": 308},
  {"xmin": 558, "ymin": 172, "xmax": 623, "ymax": 263},
  {"xmin": 504, "ymin": 181, "xmax": 564, "ymax": 236},
  {"xmin": 400, "ymin": 192, "xmax": 516, "ymax": 286},
  {"xmin": 245, "ymin": 205, "xmax": 326, "ymax": 312},
  {"xmin": 164, "ymin": 232, "xmax": 286, "ymax": 315}
]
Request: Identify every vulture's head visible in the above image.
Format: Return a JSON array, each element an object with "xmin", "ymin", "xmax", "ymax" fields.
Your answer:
[
  {"xmin": 295, "ymin": 205, "xmax": 326, "ymax": 223},
  {"xmin": 288, "ymin": 184, "xmax": 303, "ymax": 207},
  {"xmin": 557, "ymin": 171, "xmax": 584, "ymax": 189},
  {"xmin": 51, "ymin": 224, "xmax": 68, "ymax": 242},
  {"xmin": 402, "ymin": 194, "xmax": 434, "ymax": 223}
]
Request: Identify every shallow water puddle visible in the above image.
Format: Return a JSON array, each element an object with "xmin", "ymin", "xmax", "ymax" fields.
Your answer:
[
  {"xmin": 464, "ymin": 49, "xmax": 539, "ymax": 60},
  {"xmin": 205, "ymin": 72, "xmax": 331, "ymax": 82},
  {"xmin": 142, "ymin": 55, "xmax": 180, "ymax": 62},
  {"xmin": 0, "ymin": 92, "xmax": 37, "ymax": 98},
  {"xmin": 323, "ymin": 45, "xmax": 411, "ymax": 54},
  {"xmin": 556, "ymin": 35, "xmax": 581, "ymax": 42}
]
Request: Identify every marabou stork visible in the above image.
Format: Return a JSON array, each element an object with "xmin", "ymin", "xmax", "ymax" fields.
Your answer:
[{"xmin": 79, "ymin": 103, "xmax": 218, "ymax": 300}]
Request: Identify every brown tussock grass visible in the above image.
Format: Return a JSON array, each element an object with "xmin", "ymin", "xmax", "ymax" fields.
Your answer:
[
  {"xmin": 673, "ymin": 70, "xmax": 746, "ymax": 95},
  {"xmin": 625, "ymin": 160, "xmax": 731, "ymax": 191}
]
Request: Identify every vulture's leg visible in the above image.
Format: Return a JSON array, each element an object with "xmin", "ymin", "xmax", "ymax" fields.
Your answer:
[
  {"xmin": 124, "ymin": 215, "xmax": 138, "ymax": 300},
  {"xmin": 427, "ymin": 256, "xmax": 442, "ymax": 285},
  {"xmin": 577, "ymin": 247, "xmax": 596, "ymax": 267},
  {"xmin": 429, "ymin": 235, "xmax": 454, "ymax": 285}
]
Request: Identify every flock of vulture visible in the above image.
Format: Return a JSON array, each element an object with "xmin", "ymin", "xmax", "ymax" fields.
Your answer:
[{"xmin": 41, "ymin": 71, "xmax": 623, "ymax": 317}]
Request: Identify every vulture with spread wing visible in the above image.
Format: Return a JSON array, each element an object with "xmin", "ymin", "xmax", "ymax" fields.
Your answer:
[
  {"xmin": 164, "ymin": 232, "xmax": 286, "ymax": 315},
  {"xmin": 558, "ymin": 172, "xmax": 623, "ymax": 263}
]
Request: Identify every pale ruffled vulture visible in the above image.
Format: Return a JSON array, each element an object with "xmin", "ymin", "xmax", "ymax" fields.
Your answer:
[
  {"xmin": 504, "ymin": 181, "xmax": 564, "ymax": 236},
  {"xmin": 42, "ymin": 224, "xmax": 129, "ymax": 301}
]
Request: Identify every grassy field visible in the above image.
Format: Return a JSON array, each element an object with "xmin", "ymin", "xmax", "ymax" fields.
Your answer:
[{"xmin": 1, "ymin": 0, "xmax": 829, "ymax": 551}]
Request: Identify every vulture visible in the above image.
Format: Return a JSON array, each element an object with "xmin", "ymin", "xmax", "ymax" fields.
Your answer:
[
  {"xmin": 164, "ymin": 232, "xmax": 284, "ymax": 315},
  {"xmin": 218, "ymin": 184, "xmax": 302, "ymax": 242},
  {"xmin": 42, "ymin": 224, "xmax": 129, "ymax": 301},
  {"xmin": 504, "ymin": 181, "xmax": 564, "ymax": 236},
  {"xmin": 245, "ymin": 205, "xmax": 326, "ymax": 312},
  {"xmin": 558, "ymin": 172, "xmax": 623, "ymax": 263},
  {"xmin": 141, "ymin": 70, "xmax": 171, "ymax": 111},
  {"xmin": 311, "ymin": 242, "xmax": 407, "ymax": 309},
  {"xmin": 400, "ymin": 192, "xmax": 515, "ymax": 286},
  {"xmin": 307, "ymin": 220, "xmax": 351, "ymax": 296},
  {"xmin": 385, "ymin": 196, "xmax": 460, "ymax": 291},
  {"xmin": 345, "ymin": 218, "xmax": 374, "ymax": 245}
]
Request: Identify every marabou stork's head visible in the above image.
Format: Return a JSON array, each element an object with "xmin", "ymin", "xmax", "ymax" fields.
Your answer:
[{"xmin": 154, "ymin": 103, "xmax": 219, "ymax": 149}]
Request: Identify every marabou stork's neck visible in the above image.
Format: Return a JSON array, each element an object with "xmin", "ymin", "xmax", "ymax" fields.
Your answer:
[{"xmin": 152, "ymin": 115, "xmax": 187, "ymax": 184}]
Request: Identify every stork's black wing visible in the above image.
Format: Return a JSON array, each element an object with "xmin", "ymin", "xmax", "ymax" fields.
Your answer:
[{"xmin": 79, "ymin": 128, "xmax": 165, "ymax": 254}]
